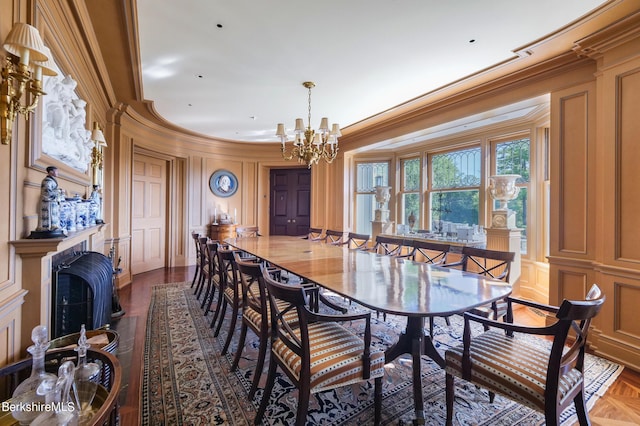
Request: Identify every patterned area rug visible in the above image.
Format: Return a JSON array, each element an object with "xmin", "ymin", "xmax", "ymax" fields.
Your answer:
[{"xmin": 141, "ymin": 282, "xmax": 623, "ymax": 425}]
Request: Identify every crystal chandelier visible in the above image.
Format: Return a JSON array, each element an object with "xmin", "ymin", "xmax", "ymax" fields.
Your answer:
[{"xmin": 276, "ymin": 81, "xmax": 341, "ymax": 168}]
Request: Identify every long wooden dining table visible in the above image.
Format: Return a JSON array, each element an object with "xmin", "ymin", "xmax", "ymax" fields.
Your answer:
[{"xmin": 225, "ymin": 236, "xmax": 512, "ymax": 424}]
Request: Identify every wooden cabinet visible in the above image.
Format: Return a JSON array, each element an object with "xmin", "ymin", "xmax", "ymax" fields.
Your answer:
[{"xmin": 209, "ymin": 224, "xmax": 236, "ymax": 242}]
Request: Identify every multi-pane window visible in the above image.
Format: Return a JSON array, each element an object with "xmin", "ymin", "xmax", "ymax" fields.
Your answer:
[
  {"xmin": 429, "ymin": 147, "xmax": 481, "ymax": 234},
  {"xmin": 355, "ymin": 162, "xmax": 389, "ymax": 235},
  {"xmin": 493, "ymin": 137, "xmax": 530, "ymax": 253},
  {"xmin": 400, "ymin": 158, "xmax": 420, "ymax": 230}
]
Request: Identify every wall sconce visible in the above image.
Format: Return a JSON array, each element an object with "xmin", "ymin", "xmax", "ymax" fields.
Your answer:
[
  {"xmin": 1, "ymin": 23, "xmax": 57, "ymax": 145},
  {"xmin": 90, "ymin": 122, "xmax": 107, "ymax": 186}
]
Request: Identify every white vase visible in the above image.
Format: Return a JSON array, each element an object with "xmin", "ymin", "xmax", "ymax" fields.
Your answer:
[{"xmin": 488, "ymin": 174, "xmax": 520, "ymax": 210}]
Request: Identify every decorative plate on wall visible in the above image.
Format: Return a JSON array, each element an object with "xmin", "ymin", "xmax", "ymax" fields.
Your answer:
[{"xmin": 209, "ymin": 169, "xmax": 238, "ymax": 197}]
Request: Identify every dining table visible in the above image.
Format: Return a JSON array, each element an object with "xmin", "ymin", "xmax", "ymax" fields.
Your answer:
[{"xmin": 225, "ymin": 235, "xmax": 512, "ymax": 425}]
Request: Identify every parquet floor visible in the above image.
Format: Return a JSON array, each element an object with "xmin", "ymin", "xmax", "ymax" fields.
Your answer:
[{"xmin": 115, "ymin": 266, "xmax": 640, "ymax": 426}]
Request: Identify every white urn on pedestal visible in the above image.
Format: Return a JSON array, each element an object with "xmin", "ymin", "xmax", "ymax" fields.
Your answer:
[
  {"xmin": 374, "ymin": 186, "xmax": 391, "ymax": 223},
  {"xmin": 488, "ymin": 174, "xmax": 520, "ymax": 229}
]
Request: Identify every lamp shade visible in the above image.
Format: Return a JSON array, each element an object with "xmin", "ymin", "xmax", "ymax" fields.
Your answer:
[
  {"xmin": 91, "ymin": 123, "xmax": 107, "ymax": 147},
  {"xmin": 3, "ymin": 23, "xmax": 49, "ymax": 65},
  {"xmin": 32, "ymin": 47, "xmax": 58, "ymax": 78}
]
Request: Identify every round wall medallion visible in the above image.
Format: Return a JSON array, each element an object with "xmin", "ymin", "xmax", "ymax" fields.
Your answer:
[{"xmin": 209, "ymin": 170, "xmax": 238, "ymax": 197}]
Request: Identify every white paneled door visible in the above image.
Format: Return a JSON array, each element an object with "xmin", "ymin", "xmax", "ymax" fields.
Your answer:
[{"xmin": 131, "ymin": 154, "xmax": 167, "ymax": 274}]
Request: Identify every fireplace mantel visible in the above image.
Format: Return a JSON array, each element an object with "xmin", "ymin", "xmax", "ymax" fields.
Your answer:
[{"xmin": 10, "ymin": 224, "xmax": 109, "ymax": 352}]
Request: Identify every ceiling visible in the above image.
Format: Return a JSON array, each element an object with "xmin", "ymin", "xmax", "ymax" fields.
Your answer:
[{"xmin": 135, "ymin": 0, "xmax": 606, "ymax": 145}]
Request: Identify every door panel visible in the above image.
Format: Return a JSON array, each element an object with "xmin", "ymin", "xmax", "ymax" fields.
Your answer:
[
  {"xmin": 131, "ymin": 154, "xmax": 167, "ymax": 273},
  {"xmin": 270, "ymin": 168, "xmax": 311, "ymax": 236}
]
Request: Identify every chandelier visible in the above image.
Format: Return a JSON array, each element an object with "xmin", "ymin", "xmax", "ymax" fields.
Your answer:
[{"xmin": 276, "ymin": 81, "xmax": 341, "ymax": 168}]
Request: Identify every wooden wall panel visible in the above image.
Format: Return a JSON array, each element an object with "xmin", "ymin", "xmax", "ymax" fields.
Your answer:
[
  {"xmin": 616, "ymin": 69, "xmax": 640, "ymax": 262},
  {"xmin": 615, "ymin": 282, "xmax": 640, "ymax": 339},
  {"xmin": 557, "ymin": 268, "xmax": 590, "ymax": 303},
  {"xmin": 557, "ymin": 91, "xmax": 590, "ymax": 254}
]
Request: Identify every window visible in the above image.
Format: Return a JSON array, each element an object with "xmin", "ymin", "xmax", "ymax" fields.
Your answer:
[
  {"xmin": 355, "ymin": 162, "xmax": 389, "ymax": 235},
  {"xmin": 493, "ymin": 137, "xmax": 530, "ymax": 253},
  {"xmin": 429, "ymin": 147, "xmax": 481, "ymax": 234},
  {"xmin": 400, "ymin": 158, "xmax": 420, "ymax": 230}
]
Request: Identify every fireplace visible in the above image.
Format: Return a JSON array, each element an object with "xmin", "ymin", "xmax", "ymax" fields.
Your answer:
[{"xmin": 52, "ymin": 250, "xmax": 113, "ymax": 339}]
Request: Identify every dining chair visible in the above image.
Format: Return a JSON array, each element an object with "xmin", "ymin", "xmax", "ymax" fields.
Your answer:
[
  {"xmin": 323, "ymin": 229, "xmax": 345, "ymax": 245},
  {"xmin": 236, "ymin": 225, "xmax": 261, "ymax": 238},
  {"xmin": 201, "ymin": 240, "xmax": 222, "ymax": 313},
  {"xmin": 445, "ymin": 284, "xmax": 605, "ymax": 426},
  {"xmin": 443, "ymin": 246, "xmax": 515, "ymax": 324},
  {"xmin": 409, "ymin": 240, "xmax": 450, "ymax": 264},
  {"xmin": 194, "ymin": 236, "xmax": 209, "ymax": 299},
  {"xmin": 211, "ymin": 248, "xmax": 243, "ymax": 356},
  {"xmin": 231, "ymin": 256, "xmax": 305, "ymax": 399},
  {"xmin": 254, "ymin": 274, "xmax": 385, "ymax": 426},
  {"xmin": 369, "ymin": 235, "xmax": 409, "ymax": 257},
  {"xmin": 304, "ymin": 227, "xmax": 324, "ymax": 241},
  {"xmin": 408, "ymin": 240, "xmax": 452, "ymax": 336},
  {"xmin": 343, "ymin": 232, "xmax": 370, "ymax": 250},
  {"xmin": 190, "ymin": 232, "xmax": 201, "ymax": 289}
]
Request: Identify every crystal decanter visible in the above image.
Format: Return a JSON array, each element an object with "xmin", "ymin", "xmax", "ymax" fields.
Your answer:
[
  {"xmin": 72, "ymin": 325, "xmax": 100, "ymax": 420},
  {"xmin": 31, "ymin": 361, "xmax": 78, "ymax": 426},
  {"xmin": 10, "ymin": 325, "xmax": 58, "ymax": 424}
]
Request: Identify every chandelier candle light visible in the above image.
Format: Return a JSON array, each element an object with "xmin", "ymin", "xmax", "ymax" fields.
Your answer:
[{"xmin": 276, "ymin": 81, "xmax": 340, "ymax": 168}]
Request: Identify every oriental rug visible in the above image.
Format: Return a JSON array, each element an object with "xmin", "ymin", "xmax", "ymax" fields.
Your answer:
[{"xmin": 141, "ymin": 282, "xmax": 622, "ymax": 425}]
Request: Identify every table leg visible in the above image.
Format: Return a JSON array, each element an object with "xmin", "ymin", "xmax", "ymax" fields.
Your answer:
[{"xmin": 384, "ymin": 316, "xmax": 445, "ymax": 424}]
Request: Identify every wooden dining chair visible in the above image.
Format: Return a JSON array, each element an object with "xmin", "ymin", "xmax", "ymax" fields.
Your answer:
[
  {"xmin": 201, "ymin": 240, "xmax": 222, "ymax": 313},
  {"xmin": 236, "ymin": 225, "xmax": 261, "ymax": 238},
  {"xmin": 369, "ymin": 235, "xmax": 409, "ymax": 256},
  {"xmin": 190, "ymin": 232, "xmax": 201, "ymax": 289},
  {"xmin": 323, "ymin": 229, "xmax": 345, "ymax": 245},
  {"xmin": 231, "ymin": 256, "xmax": 306, "ymax": 399},
  {"xmin": 304, "ymin": 227, "xmax": 324, "ymax": 241},
  {"xmin": 445, "ymin": 284, "xmax": 605, "ymax": 426},
  {"xmin": 194, "ymin": 236, "xmax": 209, "ymax": 299},
  {"xmin": 211, "ymin": 248, "xmax": 243, "ymax": 356},
  {"xmin": 343, "ymin": 232, "xmax": 370, "ymax": 250},
  {"xmin": 255, "ymin": 274, "xmax": 385, "ymax": 426},
  {"xmin": 443, "ymin": 246, "xmax": 515, "ymax": 324},
  {"xmin": 408, "ymin": 240, "xmax": 452, "ymax": 336},
  {"xmin": 409, "ymin": 240, "xmax": 450, "ymax": 264}
]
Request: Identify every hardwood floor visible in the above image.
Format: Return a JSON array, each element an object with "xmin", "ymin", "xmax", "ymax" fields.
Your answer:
[{"xmin": 114, "ymin": 266, "xmax": 640, "ymax": 426}]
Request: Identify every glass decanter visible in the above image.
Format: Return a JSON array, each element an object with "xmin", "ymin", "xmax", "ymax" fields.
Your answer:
[
  {"xmin": 31, "ymin": 361, "xmax": 78, "ymax": 426},
  {"xmin": 72, "ymin": 325, "xmax": 100, "ymax": 420},
  {"xmin": 11, "ymin": 325, "xmax": 58, "ymax": 425}
]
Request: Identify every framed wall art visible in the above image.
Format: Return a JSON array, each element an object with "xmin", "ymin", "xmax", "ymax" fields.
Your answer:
[{"xmin": 209, "ymin": 169, "xmax": 238, "ymax": 197}]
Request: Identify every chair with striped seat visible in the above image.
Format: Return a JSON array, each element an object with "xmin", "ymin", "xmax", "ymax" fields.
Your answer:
[
  {"xmin": 445, "ymin": 284, "xmax": 605, "ymax": 426},
  {"xmin": 255, "ymin": 274, "xmax": 385, "ymax": 426},
  {"xmin": 304, "ymin": 227, "xmax": 324, "ymax": 241},
  {"xmin": 236, "ymin": 225, "xmax": 261, "ymax": 237},
  {"xmin": 194, "ymin": 236, "xmax": 210, "ymax": 299},
  {"xmin": 190, "ymin": 232, "xmax": 202, "ymax": 289},
  {"xmin": 343, "ymin": 232, "xmax": 370, "ymax": 250},
  {"xmin": 201, "ymin": 240, "xmax": 222, "ymax": 314},
  {"xmin": 323, "ymin": 229, "xmax": 345, "ymax": 245},
  {"xmin": 442, "ymin": 246, "xmax": 515, "ymax": 326},
  {"xmin": 211, "ymin": 248, "xmax": 243, "ymax": 355},
  {"xmin": 409, "ymin": 240, "xmax": 450, "ymax": 264},
  {"xmin": 231, "ymin": 256, "xmax": 309, "ymax": 399},
  {"xmin": 369, "ymin": 235, "xmax": 410, "ymax": 257},
  {"xmin": 408, "ymin": 240, "xmax": 451, "ymax": 336}
]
